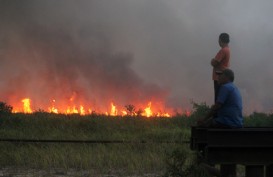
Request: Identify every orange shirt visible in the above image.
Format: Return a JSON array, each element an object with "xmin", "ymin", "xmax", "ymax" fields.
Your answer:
[{"xmin": 212, "ymin": 46, "xmax": 230, "ymax": 80}]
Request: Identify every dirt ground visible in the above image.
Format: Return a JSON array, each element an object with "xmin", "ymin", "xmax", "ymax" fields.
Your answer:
[{"xmin": 0, "ymin": 168, "xmax": 163, "ymax": 177}]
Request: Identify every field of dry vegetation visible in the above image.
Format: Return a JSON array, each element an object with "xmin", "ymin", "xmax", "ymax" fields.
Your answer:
[{"xmin": 0, "ymin": 102, "xmax": 272, "ymax": 176}]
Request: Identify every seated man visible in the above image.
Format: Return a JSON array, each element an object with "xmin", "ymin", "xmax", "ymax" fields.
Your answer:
[
  {"xmin": 197, "ymin": 69, "xmax": 243, "ymax": 177},
  {"xmin": 198, "ymin": 68, "xmax": 243, "ymax": 128}
]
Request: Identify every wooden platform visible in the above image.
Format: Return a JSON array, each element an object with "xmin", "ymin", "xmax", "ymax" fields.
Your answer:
[{"xmin": 190, "ymin": 126, "xmax": 273, "ymax": 177}]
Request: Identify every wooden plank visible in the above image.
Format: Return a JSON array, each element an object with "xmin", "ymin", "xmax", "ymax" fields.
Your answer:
[
  {"xmin": 266, "ymin": 164, "xmax": 273, "ymax": 177},
  {"xmin": 190, "ymin": 127, "xmax": 208, "ymax": 150},
  {"xmin": 207, "ymin": 128, "xmax": 273, "ymax": 147},
  {"xmin": 220, "ymin": 164, "xmax": 236, "ymax": 177},
  {"xmin": 205, "ymin": 147, "xmax": 273, "ymax": 165},
  {"xmin": 245, "ymin": 165, "xmax": 264, "ymax": 177}
]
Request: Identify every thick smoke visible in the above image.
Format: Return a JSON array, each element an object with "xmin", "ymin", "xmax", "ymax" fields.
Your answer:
[
  {"xmin": 0, "ymin": 0, "xmax": 169, "ymax": 112},
  {"xmin": 1, "ymin": 0, "xmax": 273, "ymax": 114}
]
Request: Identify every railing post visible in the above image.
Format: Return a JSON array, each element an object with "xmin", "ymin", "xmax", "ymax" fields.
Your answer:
[
  {"xmin": 220, "ymin": 164, "xmax": 236, "ymax": 177},
  {"xmin": 266, "ymin": 164, "xmax": 273, "ymax": 177},
  {"xmin": 245, "ymin": 165, "xmax": 264, "ymax": 177}
]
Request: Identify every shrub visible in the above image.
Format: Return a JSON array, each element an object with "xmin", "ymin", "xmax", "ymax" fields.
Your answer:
[
  {"xmin": 186, "ymin": 102, "xmax": 210, "ymax": 126},
  {"xmin": 244, "ymin": 112, "xmax": 273, "ymax": 127},
  {"xmin": 164, "ymin": 147, "xmax": 209, "ymax": 177},
  {"xmin": 0, "ymin": 102, "xmax": 13, "ymax": 114},
  {"xmin": 125, "ymin": 104, "xmax": 136, "ymax": 116}
]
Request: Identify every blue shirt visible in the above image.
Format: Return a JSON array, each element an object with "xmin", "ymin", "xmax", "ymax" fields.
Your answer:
[{"xmin": 215, "ymin": 82, "xmax": 243, "ymax": 128}]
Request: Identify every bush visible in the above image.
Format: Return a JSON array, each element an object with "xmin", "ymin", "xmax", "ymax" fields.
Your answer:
[
  {"xmin": 244, "ymin": 112, "xmax": 273, "ymax": 127},
  {"xmin": 186, "ymin": 102, "xmax": 210, "ymax": 126},
  {"xmin": 0, "ymin": 102, "xmax": 13, "ymax": 114},
  {"xmin": 164, "ymin": 147, "xmax": 209, "ymax": 177}
]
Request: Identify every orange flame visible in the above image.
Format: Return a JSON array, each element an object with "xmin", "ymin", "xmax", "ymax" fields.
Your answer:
[
  {"xmin": 11, "ymin": 97, "xmax": 180, "ymax": 117},
  {"xmin": 48, "ymin": 100, "xmax": 58, "ymax": 113},
  {"xmin": 110, "ymin": 102, "xmax": 118, "ymax": 116},
  {"xmin": 143, "ymin": 102, "xmax": 152, "ymax": 117},
  {"xmin": 22, "ymin": 98, "xmax": 32, "ymax": 113}
]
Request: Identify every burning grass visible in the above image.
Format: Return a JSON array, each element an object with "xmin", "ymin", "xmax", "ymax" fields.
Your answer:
[
  {"xmin": 10, "ymin": 98, "xmax": 177, "ymax": 117},
  {"xmin": 0, "ymin": 102, "xmax": 272, "ymax": 175},
  {"xmin": 0, "ymin": 113, "xmax": 191, "ymax": 175}
]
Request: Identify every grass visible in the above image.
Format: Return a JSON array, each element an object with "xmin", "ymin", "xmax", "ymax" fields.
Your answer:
[
  {"xmin": 0, "ymin": 143, "xmax": 176, "ymax": 173},
  {"xmin": 0, "ymin": 113, "xmax": 191, "ymax": 140},
  {"xmin": 0, "ymin": 102, "xmax": 273, "ymax": 176},
  {"xmin": 0, "ymin": 113, "xmax": 191, "ymax": 175}
]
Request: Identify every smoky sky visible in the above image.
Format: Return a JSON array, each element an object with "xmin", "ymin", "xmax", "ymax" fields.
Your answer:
[{"xmin": 0, "ymin": 0, "xmax": 273, "ymax": 114}]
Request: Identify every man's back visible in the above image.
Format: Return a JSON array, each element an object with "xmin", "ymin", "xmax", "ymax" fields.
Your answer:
[{"xmin": 215, "ymin": 82, "xmax": 243, "ymax": 128}]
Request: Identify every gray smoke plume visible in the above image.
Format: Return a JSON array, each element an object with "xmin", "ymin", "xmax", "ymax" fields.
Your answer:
[
  {"xmin": 0, "ymin": 0, "xmax": 169, "ymax": 112},
  {"xmin": 0, "ymin": 0, "xmax": 273, "ymax": 114}
]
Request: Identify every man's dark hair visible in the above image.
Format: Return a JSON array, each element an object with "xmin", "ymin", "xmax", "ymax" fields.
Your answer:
[
  {"xmin": 223, "ymin": 69, "xmax": 234, "ymax": 82},
  {"xmin": 219, "ymin": 33, "xmax": 230, "ymax": 44}
]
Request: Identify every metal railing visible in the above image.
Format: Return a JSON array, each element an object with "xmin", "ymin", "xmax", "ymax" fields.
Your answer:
[{"xmin": 0, "ymin": 138, "xmax": 190, "ymax": 144}]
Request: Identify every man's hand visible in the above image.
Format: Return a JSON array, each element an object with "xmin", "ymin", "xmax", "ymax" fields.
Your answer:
[
  {"xmin": 211, "ymin": 103, "xmax": 222, "ymax": 111},
  {"xmin": 196, "ymin": 103, "xmax": 222, "ymax": 127}
]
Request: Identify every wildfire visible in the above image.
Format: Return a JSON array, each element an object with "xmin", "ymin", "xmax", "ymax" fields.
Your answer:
[
  {"xmin": 11, "ymin": 97, "xmax": 174, "ymax": 117},
  {"xmin": 110, "ymin": 102, "xmax": 118, "ymax": 116},
  {"xmin": 143, "ymin": 102, "xmax": 152, "ymax": 117},
  {"xmin": 22, "ymin": 98, "xmax": 32, "ymax": 113},
  {"xmin": 49, "ymin": 100, "xmax": 58, "ymax": 114}
]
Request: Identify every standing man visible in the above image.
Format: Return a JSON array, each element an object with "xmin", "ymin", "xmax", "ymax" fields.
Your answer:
[{"xmin": 211, "ymin": 33, "xmax": 230, "ymax": 102}]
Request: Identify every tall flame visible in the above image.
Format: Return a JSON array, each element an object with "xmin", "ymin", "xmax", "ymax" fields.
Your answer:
[
  {"xmin": 110, "ymin": 102, "xmax": 118, "ymax": 116},
  {"xmin": 143, "ymin": 102, "xmax": 152, "ymax": 117},
  {"xmin": 22, "ymin": 98, "xmax": 32, "ymax": 113}
]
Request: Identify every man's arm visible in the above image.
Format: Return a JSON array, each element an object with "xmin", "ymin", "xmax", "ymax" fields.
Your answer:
[
  {"xmin": 197, "ymin": 102, "xmax": 222, "ymax": 125},
  {"xmin": 211, "ymin": 58, "xmax": 220, "ymax": 67},
  {"xmin": 205, "ymin": 102, "xmax": 222, "ymax": 119},
  {"xmin": 211, "ymin": 48, "xmax": 225, "ymax": 67}
]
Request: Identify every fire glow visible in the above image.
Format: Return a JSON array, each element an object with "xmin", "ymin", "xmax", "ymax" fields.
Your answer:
[{"xmin": 12, "ymin": 97, "xmax": 173, "ymax": 117}]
